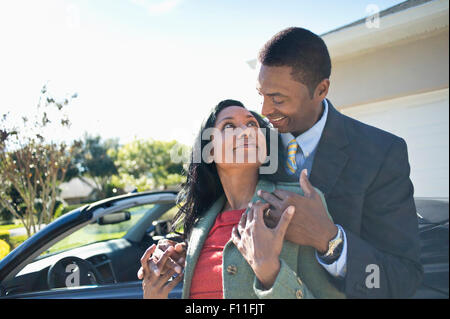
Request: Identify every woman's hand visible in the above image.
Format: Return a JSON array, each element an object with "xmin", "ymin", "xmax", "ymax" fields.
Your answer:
[
  {"xmin": 140, "ymin": 244, "xmax": 184, "ymax": 299},
  {"xmin": 231, "ymin": 201, "xmax": 295, "ymax": 289},
  {"xmin": 137, "ymin": 239, "xmax": 187, "ymax": 280}
]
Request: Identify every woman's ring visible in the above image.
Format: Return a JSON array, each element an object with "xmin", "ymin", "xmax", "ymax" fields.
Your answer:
[{"xmin": 264, "ymin": 208, "xmax": 271, "ymax": 218}]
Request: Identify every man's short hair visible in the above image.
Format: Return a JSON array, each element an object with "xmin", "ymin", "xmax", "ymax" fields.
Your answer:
[{"xmin": 258, "ymin": 27, "xmax": 331, "ymax": 98}]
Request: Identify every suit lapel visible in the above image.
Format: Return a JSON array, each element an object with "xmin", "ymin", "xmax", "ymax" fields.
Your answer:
[{"xmin": 310, "ymin": 99, "xmax": 349, "ymax": 196}]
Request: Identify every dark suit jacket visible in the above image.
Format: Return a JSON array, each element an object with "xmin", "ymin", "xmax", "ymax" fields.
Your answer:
[{"xmin": 269, "ymin": 99, "xmax": 423, "ymax": 298}]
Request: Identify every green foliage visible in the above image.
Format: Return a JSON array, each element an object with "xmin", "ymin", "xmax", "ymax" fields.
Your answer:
[
  {"xmin": 109, "ymin": 139, "xmax": 188, "ymax": 191},
  {"xmin": 0, "ymin": 229, "xmax": 10, "ymax": 243},
  {"xmin": 74, "ymin": 134, "xmax": 120, "ymax": 200},
  {"xmin": 0, "ymin": 224, "xmax": 23, "ymax": 231},
  {"xmin": 52, "ymin": 202, "xmax": 65, "ymax": 219},
  {"xmin": 0, "ymin": 84, "xmax": 82, "ymax": 237},
  {"xmin": 0, "ymin": 185, "xmax": 25, "ymax": 223},
  {"xmin": 79, "ymin": 134, "xmax": 118, "ymax": 178},
  {"xmin": 102, "ymin": 181, "xmax": 125, "ymax": 198},
  {"xmin": 0, "ymin": 239, "xmax": 10, "ymax": 260},
  {"xmin": 53, "ymin": 203, "xmax": 85, "ymax": 219},
  {"xmin": 0, "ymin": 228, "xmax": 27, "ymax": 252},
  {"xmin": 8, "ymin": 235, "xmax": 27, "ymax": 250}
]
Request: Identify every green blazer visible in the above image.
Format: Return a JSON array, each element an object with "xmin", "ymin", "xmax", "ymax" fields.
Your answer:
[{"xmin": 181, "ymin": 179, "xmax": 346, "ymax": 299}]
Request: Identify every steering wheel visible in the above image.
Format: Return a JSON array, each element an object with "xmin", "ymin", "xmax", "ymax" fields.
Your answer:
[{"xmin": 47, "ymin": 256, "xmax": 104, "ymax": 289}]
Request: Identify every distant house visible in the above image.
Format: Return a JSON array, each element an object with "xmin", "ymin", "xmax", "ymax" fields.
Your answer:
[
  {"xmin": 249, "ymin": 0, "xmax": 449, "ymax": 198},
  {"xmin": 59, "ymin": 177, "xmax": 97, "ymax": 205}
]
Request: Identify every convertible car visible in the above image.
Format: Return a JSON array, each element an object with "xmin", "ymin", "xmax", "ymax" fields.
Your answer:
[{"xmin": 0, "ymin": 190, "xmax": 448, "ymax": 299}]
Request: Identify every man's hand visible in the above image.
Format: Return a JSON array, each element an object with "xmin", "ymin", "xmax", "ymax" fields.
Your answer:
[
  {"xmin": 257, "ymin": 169, "xmax": 337, "ymax": 253},
  {"xmin": 137, "ymin": 239, "xmax": 186, "ymax": 280}
]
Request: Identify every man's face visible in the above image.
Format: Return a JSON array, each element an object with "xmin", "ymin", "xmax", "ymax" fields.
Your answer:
[{"xmin": 257, "ymin": 64, "xmax": 319, "ymax": 137}]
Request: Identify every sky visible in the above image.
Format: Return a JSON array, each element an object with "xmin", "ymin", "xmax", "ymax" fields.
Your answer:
[{"xmin": 0, "ymin": 0, "xmax": 406, "ymax": 147}]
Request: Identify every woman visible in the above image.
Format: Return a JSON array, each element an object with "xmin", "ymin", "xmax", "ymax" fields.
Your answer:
[{"xmin": 139, "ymin": 99, "xmax": 345, "ymax": 299}]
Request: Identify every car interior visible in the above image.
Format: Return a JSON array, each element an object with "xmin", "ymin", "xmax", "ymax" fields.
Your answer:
[{"xmin": 0, "ymin": 194, "xmax": 183, "ymax": 298}]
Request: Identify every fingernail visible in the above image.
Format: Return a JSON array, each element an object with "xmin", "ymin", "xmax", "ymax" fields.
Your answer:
[
  {"xmin": 288, "ymin": 206, "xmax": 295, "ymax": 215},
  {"xmin": 257, "ymin": 190, "xmax": 262, "ymax": 196},
  {"xmin": 248, "ymin": 202, "xmax": 252, "ymax": 208},
  {"xmin": 175, "ymin": 266, "xmax": 182, "ymax": 274}
]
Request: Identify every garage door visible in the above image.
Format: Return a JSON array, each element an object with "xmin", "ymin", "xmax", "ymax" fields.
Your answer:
[{"xmin": 340, "ymin": 88, "xmax": 449, "ymax": 198}]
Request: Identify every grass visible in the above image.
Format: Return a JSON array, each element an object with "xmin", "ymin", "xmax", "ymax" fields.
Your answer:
[
  {"xmin": 9, "ymin": 235, "xmax": 28, "ymax": 250},
  {"xmin": 42, "ymin": 231, "xmax": 127, "ymax": 256},
  {"xmin": 0, "ymin": 224, "xmax": 24, "ymax": 231},
  {"xmin": 0, "ymin": 223, "xmax": 34, "ymax": 255}
]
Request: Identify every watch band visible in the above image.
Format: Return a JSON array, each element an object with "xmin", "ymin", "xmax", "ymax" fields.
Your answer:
[{"xmin": 318, "ymin": 225, "xmax": 344, "ymax": 265}]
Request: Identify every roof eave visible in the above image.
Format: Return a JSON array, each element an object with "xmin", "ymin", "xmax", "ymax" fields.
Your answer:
[{"xmin": 322, "ymin": 0, "xmax": 449, "ymax": 61}]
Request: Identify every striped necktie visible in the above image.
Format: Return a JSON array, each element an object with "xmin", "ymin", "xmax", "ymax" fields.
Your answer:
[{"xmin": 286, "ymin": 138, "xmax": 298, "ymax": 175}]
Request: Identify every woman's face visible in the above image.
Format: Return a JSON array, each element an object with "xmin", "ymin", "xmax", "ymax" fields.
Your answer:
[{"xmin": 209, "ymin": 106, "xmax": 267, "ymax": 170}]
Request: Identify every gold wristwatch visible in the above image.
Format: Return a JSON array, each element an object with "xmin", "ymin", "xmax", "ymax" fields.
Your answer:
[{"xmin": 318, "ymin": 225, "xmax": 344, "ymax": 264}]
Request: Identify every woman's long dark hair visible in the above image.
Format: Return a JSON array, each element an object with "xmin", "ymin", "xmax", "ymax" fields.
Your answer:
[{"xmin": 171, "ymin": 99, "xmax": 274, "ymax": 240}]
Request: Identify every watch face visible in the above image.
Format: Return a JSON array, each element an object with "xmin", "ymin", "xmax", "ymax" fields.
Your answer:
[
  {"xmin": 321, "ymin": 241, "xmax": 344, "ymax": 264},
  {"xmin": 321, "ymin": 227, "xmax": 344, "ymax": 261},
  {"xmin": 318, "ymin": 226, "xmax": 344, "ymax": 263},
  {"xmin": 327, "ymin": 228, "xmax": 343, "ymax": 254}
]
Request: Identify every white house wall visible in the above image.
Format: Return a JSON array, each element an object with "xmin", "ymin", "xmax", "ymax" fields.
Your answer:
[
  {"xmin": 327, "ymin": 29, "xmax": 449, "ymax": 109},
  {"xmin": 341, "ymin": 88, "xmax": 449, "ymax": 198}
]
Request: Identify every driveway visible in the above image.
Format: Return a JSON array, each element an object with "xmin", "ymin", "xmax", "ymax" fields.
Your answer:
[{"xmin": 8, "ymin": 225, "xmax": 46, "ymax": 237}]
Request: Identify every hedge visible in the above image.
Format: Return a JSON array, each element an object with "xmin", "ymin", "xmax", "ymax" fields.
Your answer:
[
  {"xmin": 9, "ymin": 235, "xmax": 27, "ymax": 250},
  {"xmin": 0, "ymin": 229, "xmax": 10, "ymax": 243},
  {"xmin": 0, "ymin": 229, "xmax": 27, "ymax": 252},
  {"xmin": 0, "ymin": 239, "xmax": 10, "ymax": 260},
  {"xmin": 53, "ymin": 203, "xmax": 85, "ymax": 219}
]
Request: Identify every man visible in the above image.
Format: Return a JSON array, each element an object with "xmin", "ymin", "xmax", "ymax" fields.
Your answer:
[
  {"xmin": 139, "ymin": 27, "xmax": 423, "ymax": 299},
  {"xmin": 254, "ymin": 27, "xmax": 422, "ymax": 298}
]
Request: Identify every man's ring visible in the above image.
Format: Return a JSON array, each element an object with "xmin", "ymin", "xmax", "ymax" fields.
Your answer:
[{"xmin": 264, "ymin": 208, "xmax": 271, "ymax": 218}]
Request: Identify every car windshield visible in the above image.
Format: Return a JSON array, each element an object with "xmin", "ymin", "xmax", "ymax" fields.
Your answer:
[{"xmin": 38, "ymin": 203, "xmax": 155, "ymax": 258}]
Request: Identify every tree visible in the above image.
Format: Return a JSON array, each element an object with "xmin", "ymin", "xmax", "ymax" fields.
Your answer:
[
  {"xmin": 77, "ymin": 134, "xmax": 119, "ymax": 199},
  {"xmin": 109, "ymin": 139, "xmax": 188, "ymax": 191},
  {"xmin": 0, "ymin": 185, "xmax": 25, "ymax": 224},
  {"xmin": 0, "ymin": 85, "xmax": 81, "ymax": 237}
]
